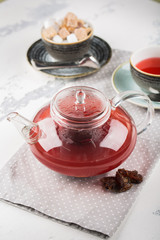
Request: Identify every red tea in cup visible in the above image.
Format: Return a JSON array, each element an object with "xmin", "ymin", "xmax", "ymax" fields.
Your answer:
[{"xmin": 136, "ymin": 57, "xmax": 160, "ymax": 75}]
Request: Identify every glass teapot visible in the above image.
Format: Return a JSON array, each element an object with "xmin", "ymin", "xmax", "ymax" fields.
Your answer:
[{"xmin": 7, "ymin": 86, "xmax": 154, "ymax": 177}]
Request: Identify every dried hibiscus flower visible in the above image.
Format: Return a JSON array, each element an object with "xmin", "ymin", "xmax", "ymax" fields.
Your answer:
[{"xmin": 101, "ymin": 168, "xmax": 143, "ymax": 193}]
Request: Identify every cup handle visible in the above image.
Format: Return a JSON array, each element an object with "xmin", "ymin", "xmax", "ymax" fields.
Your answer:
[{"xmin": 111, "ymin": 90, "xmax": 154, "ymax": 135}]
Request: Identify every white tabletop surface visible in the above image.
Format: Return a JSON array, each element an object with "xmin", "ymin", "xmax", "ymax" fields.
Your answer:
[{"xmin": 0, "ymin": 0, "xmax": 160, "ymax": 239}]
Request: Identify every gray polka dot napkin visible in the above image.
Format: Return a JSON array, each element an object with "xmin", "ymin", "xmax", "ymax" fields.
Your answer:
[
  {"xmin": 0, "ymin": 135, "xmax": 159, "ymax": 238},
  {"xmin": 0, "ymin": 49, "xmax": 160, "ymax": 238}
]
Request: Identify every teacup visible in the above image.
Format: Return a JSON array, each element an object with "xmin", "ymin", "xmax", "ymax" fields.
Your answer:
[{"xmin": 130, "ymin": 46, "xmax": 160, "ymax": 101}]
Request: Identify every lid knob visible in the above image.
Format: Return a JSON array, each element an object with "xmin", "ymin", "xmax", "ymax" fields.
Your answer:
[{"xmin": 75, "ymin": 90, "xmax": 86, "ymax": 104}]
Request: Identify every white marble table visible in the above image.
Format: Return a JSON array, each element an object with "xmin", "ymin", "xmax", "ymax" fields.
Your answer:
[{"xmin": 0, "ymin": 0, "xmax": 160, "ymax": 239}]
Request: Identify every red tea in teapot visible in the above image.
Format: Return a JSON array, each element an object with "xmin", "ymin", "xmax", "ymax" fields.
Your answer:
[{"xmin": 30, "ymin": 104, "xmax": 137, "ymax": 177}]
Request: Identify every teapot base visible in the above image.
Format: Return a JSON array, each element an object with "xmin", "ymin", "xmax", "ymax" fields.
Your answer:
[{"xmin": 30, "ymin": 150, "xmax": 136, "ymax": 177}]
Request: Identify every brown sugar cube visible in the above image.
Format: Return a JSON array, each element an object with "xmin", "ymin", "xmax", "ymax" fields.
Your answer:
[
  {"xmin": 67, "ymin": 26, "xmax": 75, "ymax": 33},
  {"xmin": 42, "ymin": 26, "xmax": 57, "ymax": 39},
  {"xmin": 60, "ymin": 18, "xmax": 67, "ymax": 28},
  {"xmin": 77, "ymin": 19, "xmax": 84, "ymax": 28},
  {"xmin": 58, "ymin": 27, "xmax": 70, "ymax": 40},
  {"xmin": 74, "ymin": 27, "xmax": 88, "ymax": 41},
  {"xmin": 53, "ymin": 21, "xmax": 60, "ymax": 32},
  {"xmin": 65, "ymin": 12, "xmax": 78, "ymax": 28}
]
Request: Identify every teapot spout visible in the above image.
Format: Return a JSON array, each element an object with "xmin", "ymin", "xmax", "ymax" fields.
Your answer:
[{"xmin": 7, "ymin": 112, "xmax": 41, "ymax": 144}]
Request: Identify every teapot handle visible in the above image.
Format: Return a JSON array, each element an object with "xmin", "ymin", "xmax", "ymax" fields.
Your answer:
[{"xmin": 111, "ymin": 90, "xmax": 154, "ymax": 135}]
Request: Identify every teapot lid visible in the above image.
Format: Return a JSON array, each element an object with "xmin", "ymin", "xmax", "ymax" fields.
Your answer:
[{"xmin": 51, "ymin": 86, "xmax": 111, "ymax": 127}]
